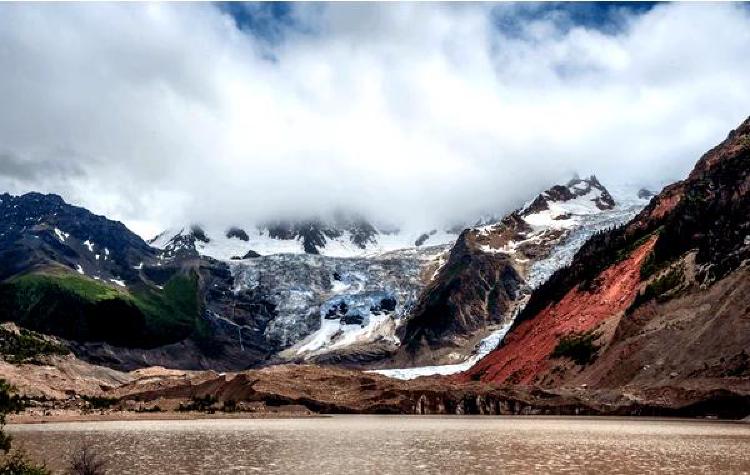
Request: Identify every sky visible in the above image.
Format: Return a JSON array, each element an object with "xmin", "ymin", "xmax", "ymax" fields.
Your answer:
[{"xmin": 1, "ymin": 2, "xmax": 749, "ymax": 238}]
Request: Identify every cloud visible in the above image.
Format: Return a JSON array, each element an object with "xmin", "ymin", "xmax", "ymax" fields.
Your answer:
[
  {"xmin": 0, "ymin": 151, "xmax": 85, "ymax": 182},
  {"xmin": 0, "ymin": 3, "xmax": 748, "ymax": 238}
]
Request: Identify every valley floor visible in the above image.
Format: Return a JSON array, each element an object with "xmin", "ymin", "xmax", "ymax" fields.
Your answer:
[{"xmin": 4, "ymin": 354, "xmax": 749, "ymax": 421}]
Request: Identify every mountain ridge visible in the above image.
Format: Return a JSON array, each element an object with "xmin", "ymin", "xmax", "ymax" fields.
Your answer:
[
  {"xmin": 461, "ymin": 116, "xmax": 750, "ymax": 395},
  {"xmin": 0, "ymin": 175, "xmax": 648, "ymax": 373}
]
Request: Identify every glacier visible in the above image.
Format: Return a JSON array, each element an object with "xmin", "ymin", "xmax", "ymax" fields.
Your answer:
[{"xmin": 150, "ymin": 179, "xmax": 650, "ymax": 374}]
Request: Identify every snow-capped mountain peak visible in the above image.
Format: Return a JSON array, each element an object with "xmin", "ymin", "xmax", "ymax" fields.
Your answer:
[
  {"xmin": 520, "ymin": 175, "xmax": 614, "ymax": 220},
  {"xmin": 150, "ymin": 218, "xmax": 460, "ymax": 260}
]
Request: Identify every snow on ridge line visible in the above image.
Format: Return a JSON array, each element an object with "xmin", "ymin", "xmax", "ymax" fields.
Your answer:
[
  {"xmin": 149, "ymin": 182, "xmax": 641, "ymax": 262},
  {"xmin": 151, "ymin": 224, "xmax": 459, "ymax": 260},
  {"xmin": 525, "ymin": 201, "xmax": 645, "ymax": 289}
]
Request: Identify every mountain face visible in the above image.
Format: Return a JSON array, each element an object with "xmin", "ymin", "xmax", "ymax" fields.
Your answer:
[
  {"xmin": 0, "ymin": 175, "xmax": 647, "ymax": 373},
  {"xmin": 0, "ymin": 192, "xmax": 260, "ymax": 365},
  {"xmin": 149, "ymin": 218, "xmax": 455, "ymax": 367},
  {"xmin": 463, "ymin": 117, "xmax": 750, "ymax": 398},
  {"xmin": 0, "ymin": 192, "xmax": 450, "ymax": 370},
  {"xmin": 0, "ymin": 193, "xmax": 217, "ymax": 352},
  {"xmin": 230, "ymin": 246, "xmax": 448, "ymax": 366},
  {"xmin": 0, "ymin": 192, "xmax": 317, "ymax": 370},
  {"xmin": 386, "ymin": 176, "xmax": 644, "ymax": 369},
  {"xmin": 0, "ymin": 192, "xmax": 153, "ymax": 282},
  {"xmin": 394, "ymin": 229, "xmax": 523, "ymax": 364},
  {"xmin": 189, "ymin": 175, "xmax": 645, "ymax": 370}
]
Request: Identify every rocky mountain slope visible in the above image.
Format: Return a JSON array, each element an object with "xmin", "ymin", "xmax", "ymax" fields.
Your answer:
[
  {"xmin": 0, "ymin": 192, "xmax": 153, "ymax": 282},
  {"xmin": 462, "ymin": 116, "xmax": 750, "ymax": 399},
  {"xmin": 0, "ymin": 192, "xmax": 272, "ymax": 369},
  {"xmin": 0, "ymin": 193, "xmax": 205, "ymax": 349},
  {"xmin": 0, "ymin": 176, "xmax": 646, "ymax": 373},
  {"xmin": 0, "ymin": 191, "xmax": 456, "ymax": 371},
  {"xmin": 218, "ymin": 176, "xmax": 645, "ymax": 370},
  {"xmin": 385, "ymin": 176, "xmax": 644, "ymax": 370}
]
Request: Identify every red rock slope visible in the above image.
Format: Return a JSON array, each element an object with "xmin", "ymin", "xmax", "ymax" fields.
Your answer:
[{"xmin": 462, "ymin": 237, "xmax": 654, "ymax": 385}]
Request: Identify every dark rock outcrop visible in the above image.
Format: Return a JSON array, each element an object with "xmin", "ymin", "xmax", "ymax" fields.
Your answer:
[
  {"xmin": 226, "ymin": 227, "xmax": 249, "ymax": 241},
  {"xmin": 637, "ymin": 188, "xmax": 655, "ymax": 199},
  {"xmin": 520, "ymin": 175, "xmax": 615, "ymax": 216},
  {"xmin": 397, "ymin": 230, "xmax": 523, "ymax": 361},
  {"xmin": 260, "ymin": 214, "xmax": 380, "ymax": 255}
]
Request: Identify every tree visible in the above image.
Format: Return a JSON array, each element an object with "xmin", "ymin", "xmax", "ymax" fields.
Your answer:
[
  {"xmin": 0, "ymin": 379, "xmax": 49, "ymax": 475},
  {"xmin": 68, "ymin": 442, "xmax": 106, "ymax": 475}
]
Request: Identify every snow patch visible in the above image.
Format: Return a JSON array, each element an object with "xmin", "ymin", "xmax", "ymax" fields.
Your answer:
[
  {"xmin": 370, "ymin": 323, "xmax": 513, "ymax": 380},
  {"xmin": 523, "ymin": 191, "xmax": 602, "ymax": 230},
  {"xmin": 526, "ymin": 192, "xmax": 645, "ymax": 289},
  {"xmin": 53, "ymin": 228, "xmax": 69, "ymax": 242}
]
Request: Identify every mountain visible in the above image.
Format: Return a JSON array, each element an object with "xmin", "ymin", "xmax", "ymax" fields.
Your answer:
[
  {"xmin": 216, "ymin": 176, "xmax": 648, "ymax": 370},
  {"xmin": 0, "ymin": 192, "xmax": 153, "ymax": 282},
  {"xmin": 0, "ymin": 192, "xmax": 453, "ymax": 370},
  {"xmin": 0, "ymin": 192, "xmax": 212, "ymax": 350},
  {"xmin": 462, "ymin": 116, "xmax": 750, "ymax": 404},
  {"xmin": 0, "ymin": 175, "xmax": 648, "ymax": 374},
  {"xmin": 382, "ymin": 176, "xmax": 644, "ymax": 370},
  {"xmin": 150, "ymin": 214, "xmax": 458, "ymax": 259},
  {"xmin": 0, "ymin": 192, "xmax": 271, "ymax": 368},
  {"xmin": 1, "ymin": 124, "xmax": 746, "ymax": 419}
]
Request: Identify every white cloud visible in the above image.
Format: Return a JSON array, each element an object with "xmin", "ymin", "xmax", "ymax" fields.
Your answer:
[{"xmin": 0, "ymin": 3, "xmax": 748, "ymax": 238}]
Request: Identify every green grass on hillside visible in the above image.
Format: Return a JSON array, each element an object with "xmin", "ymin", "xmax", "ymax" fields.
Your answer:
[
  {"xmin": 0, "ymin": 271, "xmax": 202, "ymax": 349},
  {"xmin": 551, "ymin": 331, "xmax": 600, "ymax": 366},
  {"xmin": 9, "ymin": 273, "xmax": 126, "ymax": 304},
  {"xmin": 129, "ymin": 273, "xmax": 202, "ymax": 341},
  {"xmin": 626, "ymin": 265, "xmax": 685, "ymax": 315}
]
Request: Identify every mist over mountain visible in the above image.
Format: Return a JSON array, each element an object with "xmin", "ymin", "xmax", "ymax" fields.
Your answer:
[{"xmin": 1, "ymin": 3, "xmax": 749, "ymax": 238}]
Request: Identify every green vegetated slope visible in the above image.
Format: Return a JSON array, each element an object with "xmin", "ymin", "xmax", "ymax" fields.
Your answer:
[
  {"xmin": 0, "ymin": 270, "xmax": 203, "ymax": 348},
  {"xmin": 0, "ymin": 326, "xmax": 69, "ymax": 363}
]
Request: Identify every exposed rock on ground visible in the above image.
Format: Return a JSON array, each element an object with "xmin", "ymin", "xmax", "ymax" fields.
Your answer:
[{"xmin": 4, "ymin": 359, "xmax": 748, "ymax": 420}]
